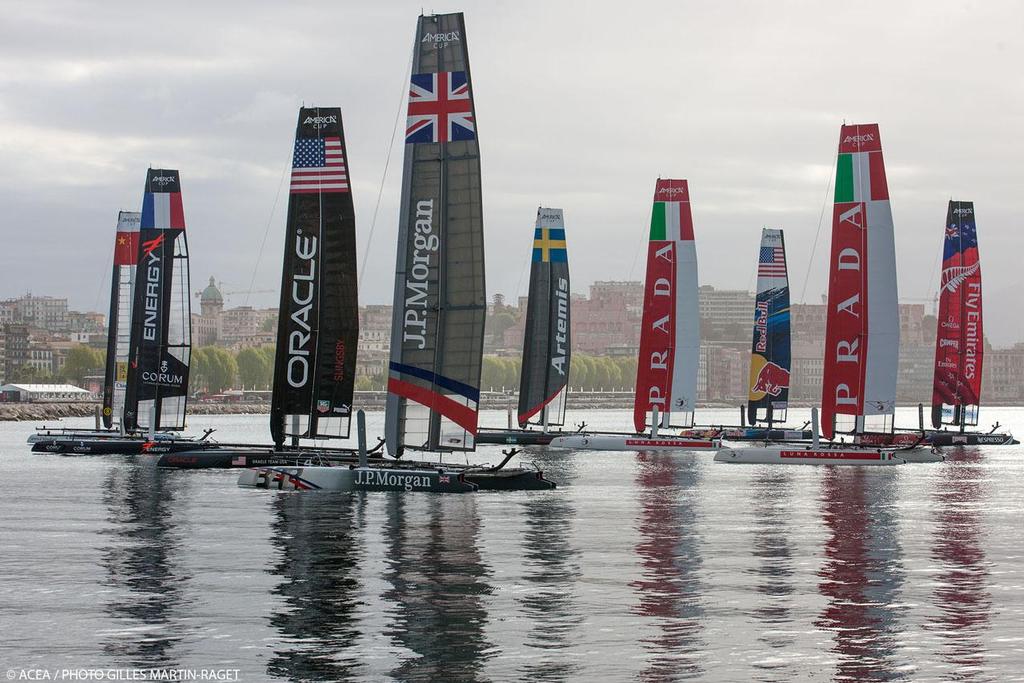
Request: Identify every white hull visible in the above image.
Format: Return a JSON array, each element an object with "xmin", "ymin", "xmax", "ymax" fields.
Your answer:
[
  {"xmin": 896, "ymin": 448, "xmax": 945, "ymax": 463},
  {"xmin": 714, "ymin": 444, "xmax": 907, "ymax": 466},
  {"xmin": 237, "ymin": 465, "xmax": 475, "ymax": 493},
  {"xmin": 548, "ymin": 433, "xmax": 719, "ymax": 452}
]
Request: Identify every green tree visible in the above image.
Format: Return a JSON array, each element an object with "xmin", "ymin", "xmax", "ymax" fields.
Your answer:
[
  {"xmin": 192, "ymin": 346, "xmax": 237, "ymax": 393},
  {"xmin": 61, "ymin": 344, "xmax": 104, "ymax": 385},
  {"xmin": 236, "ymin": 346, "xmax": 273, "ymax": 389}
]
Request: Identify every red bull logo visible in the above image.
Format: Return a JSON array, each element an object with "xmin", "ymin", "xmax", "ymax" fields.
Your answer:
[{"xmin": 752, "ymin": 361, "xmax": 789, "ymax": 397}]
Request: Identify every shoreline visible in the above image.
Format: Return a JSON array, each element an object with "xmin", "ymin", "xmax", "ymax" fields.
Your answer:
[{"xmin": 4, "ymin": 395, "xmax": 1022, "ymax": 422}]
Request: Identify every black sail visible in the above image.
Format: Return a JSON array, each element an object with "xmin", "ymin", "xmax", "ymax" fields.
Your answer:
[
  {"xmin": 517, "ymin": 207, "xmax": 570, "ymax": 428},
  {"xmin": 270, "ymin": 107, "xmax": 359, "ymax": 447},
  {"xmin": 123, "ymin": 170, "xmax": 191, "ymax": 432},
  {"xmin": 385, "ymin": 13, "xmax": 485, "ymax": 456},
  {"xmin": 102, "ymin": 210, "xmax": 141, "ymax": 429}
]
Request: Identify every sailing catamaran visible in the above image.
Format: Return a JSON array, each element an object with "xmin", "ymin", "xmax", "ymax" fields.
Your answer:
[
  {"xmin": 850, "ymin": 200, "xmax": 1014, "ymax": 446},
  {"xmin": 477, "ymin": 207, "xmax": 577, "ymax": 446},
  {"xmin": 233, "ymin": 17, "xmax": 554, "ymax": 491},
  {"xmin": 32, "ymin": 172, "xmax": 214, "ymax": 455},
  {"xmin": 717, "ymin": 123, "xmax": 934, "ymax": 465},
  {"xmin": 912, "ymin": 201, "xmax": 1012, "ymax": 445},
  {"xmin": 550, "ymin": 179, "xmax": 718, "ymax": 452},
  {"xmin": 710, "ymin": 229, "xmax": 813, "ymax": 442}
]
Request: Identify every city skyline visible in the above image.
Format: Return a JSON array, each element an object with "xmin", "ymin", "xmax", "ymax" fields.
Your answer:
[{"xmin": 1, "ymin": 2, "xmax": 1022, "ymax": 345}]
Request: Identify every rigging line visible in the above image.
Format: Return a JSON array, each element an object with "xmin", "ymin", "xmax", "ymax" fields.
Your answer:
[
  {"xmin": 92, "ymin": 234, "xmax": 115, "ymax": 314},
  {"xmin": 626, "ymin": 202, "xmax": 649, "ymax": 282},
  {"xmin": 244, "ymin": 146, "xmax": 291, "ymax": 307},
  {"xmin": 924, "ymin": 199, "xmax": 948, "ymax": 315},
  {"xmin": 359, "ymin": 44, "xmax": 415, "ymax": 290},
  {"xmin": 798, "ymin": 148, "xmax": 836, "ymax": 304}
]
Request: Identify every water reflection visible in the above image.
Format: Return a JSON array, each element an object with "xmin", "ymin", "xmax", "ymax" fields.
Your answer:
[
  {"xmin": 265, "ymin": 492, "xmax": 366, "ymax": 681},
  {"xmin": 382, "ymin": 495, "xmax": 493, "ymax": 681},
  {"xmin": 747, "ymin": 470, "xmax": 796, "ymax": 647},
  {"xmin": 631, "ymin": 453, "xmax": 705, "ymax": 680},
  {"xmin": 517, "ymin": 450, "xmax": 583, "ymax": 681},
  {"xmin": 928, "ymin": 447, "xmax": 992, "ymax": 677},
  {"xmin": 99, "ymin": 461, "xmax": 191, "ymax": 667},
  {"xmin": 816, "ymin": 469, "xmax": 907, "ymax": 681}
]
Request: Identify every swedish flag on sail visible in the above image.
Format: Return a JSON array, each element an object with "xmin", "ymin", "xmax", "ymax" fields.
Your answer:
[{"xmin": 533, "ymin": 227, "xmax": 567, "ymax": 262}]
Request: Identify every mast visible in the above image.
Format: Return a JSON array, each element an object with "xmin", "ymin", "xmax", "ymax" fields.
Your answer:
[
  {"xmin": 269, "ymin": 107, "xmax": 359, "ymax": 448},
  {"xmin": 820, "ymin": 124, "xmax": 899, "ymax": 439},
  {"xmin": 386, "ymin": 12, "xmax": 485, "ymax": 457},
  {"xmin": 101, "ymin": 211, "xmax": 140, "ymax": 429},
  {"xmin": 633, "ymin": 179, "xmax": 700, "ymax": 433},
  {"xmin": 931, "ymin": 200, "xmax": 983, "ymax": 430},
  {"xmin": 122, "ymin": 170, "xmax": 192, "ymax": 432},
  {"xmin": 517, "ymin": 207, "xmax": 571, "ymax": 428},
  {"xmin": 746, "ymin": 228, "xmax": 790, "ymax": 425}
]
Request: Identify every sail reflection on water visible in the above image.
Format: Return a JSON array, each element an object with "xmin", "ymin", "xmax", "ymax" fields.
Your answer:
[
  {"xmin": 928, "ymin": 448, "xmax": 992, "ymax": 675},
  {"xmin": 265, "ymin": 493, "xmax": 366, "ymax": 680},
  {"xmin": 630, "ymin": 454, "xmax": 705, "ymax": 679},
  {"xmin": 381, "ymin": 495, "xmax": 493, "ymax": 680},
  {"xmin": 816, "ymin": 469, "xmax": 908, "ymax": 680},
  {"xmin": 516, "ymin": 451, "xmax": 582, "ymax": 680},
  {"xmin": 99, "ymin": 463, "xmax": 190, "ymax": 667},
  {"xmin": 746, "ymin": 470, "xmax": 796, "ymax": 643}
]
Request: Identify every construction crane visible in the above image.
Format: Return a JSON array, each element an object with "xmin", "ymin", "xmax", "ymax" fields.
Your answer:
[{"xmin": 193, "ymin": 280, "xmax": 275, "ymax": 301}]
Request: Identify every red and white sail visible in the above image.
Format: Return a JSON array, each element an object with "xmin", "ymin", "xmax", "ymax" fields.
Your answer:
[
  {"xmin": 633, "ymin": 179, "xmax": 699, "ymax": 432},
  {"xmin": 931, "ymin": 200, "xmax": 983, "ymax": 428},
  {"xmin": 820, "ymin": 124, "xmax": 899, "ymax": 439}
]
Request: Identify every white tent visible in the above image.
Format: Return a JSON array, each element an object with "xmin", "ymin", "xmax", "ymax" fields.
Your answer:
[{"xmin": 0, "ymin": 383, "xmax": 93, "ymax": 402}]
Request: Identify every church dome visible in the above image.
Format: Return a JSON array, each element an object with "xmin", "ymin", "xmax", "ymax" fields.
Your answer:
[{"xmin": 201, "ymin": 277, "xmax": 223, "ymax": 305}]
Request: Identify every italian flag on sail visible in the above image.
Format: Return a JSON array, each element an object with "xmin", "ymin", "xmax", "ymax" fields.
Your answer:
[
  {"xmin": 821, "ymin": 123, "xmax": 899, "ymax": 438},
  {"xmin": 633, "ymin": 179, "xmax": 700, "ymax": 433}
]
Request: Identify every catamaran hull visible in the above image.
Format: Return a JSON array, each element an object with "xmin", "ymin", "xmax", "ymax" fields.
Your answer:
[
  {"xmin": 31, "ymin": 437, "xmax": 212, "ymax": 456},
  {"xmin": 714, "ymin": 446, "xmax": 906, "ymax": 466},
  {"xmin": 156, "ymin": 447, "xmax": 347, "ymax": 469},
  {"xmin": 856, "ymin": 431, "xmax": 1018, "ymax": 447},
  {"xmin": 238, "ymin": 466, "xmax": 477, "ymax": 493},
  {"xmin": 475, "ymin": 428, "xmax": 558, "ymax": 446},
  {"xmin": 463, "ymin": 469, "xmax": 556, "ymax": 490},
  {"xmin": 549, "ymin": 434, "xmax": 719, "ymax": 452}
]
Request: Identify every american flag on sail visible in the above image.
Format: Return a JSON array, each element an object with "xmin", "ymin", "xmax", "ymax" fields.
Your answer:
[
  {"xmin": 406, "ymin": 71, "xmax": 475, "ymax": 144},
  {"xmin": 758, "ymin": 246, "xmax": 787, "ymax": 277},
  {"xmin": 290, "ymin": 136, "xmax": 349, "ymax": 194}
]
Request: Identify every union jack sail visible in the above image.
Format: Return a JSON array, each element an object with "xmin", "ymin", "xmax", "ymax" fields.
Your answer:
[{"xmin": 406, "ymin": 71, "xmax": 475, "ymax": 144}]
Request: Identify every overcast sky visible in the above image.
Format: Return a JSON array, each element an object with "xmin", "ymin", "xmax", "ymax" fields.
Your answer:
[{"xmin": 1, "ymin": 1, "xmax": 1021, "ymax": 344}]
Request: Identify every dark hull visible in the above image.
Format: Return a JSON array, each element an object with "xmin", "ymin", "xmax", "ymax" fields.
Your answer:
[
  {"xmin": 156, "ymin": 447, "xmax": 349, "ymax": 469},
  {"xmin": 857, "ymin": 431, "xmax": 1018, "ymax": 447},
  {"xmin": 463, "ymin": 468, "xmax": 556, "ymax": 490},
  {"xmin": 475, "ymin": 428, "xmax": 562, "ymax": 446},
  {"xmin": 162, "ymin": 444, "xmax": 557, "ymax": 490},
  {"xmin": 32, "ymin": 437, "xmax": 213, "ymax": 456}
]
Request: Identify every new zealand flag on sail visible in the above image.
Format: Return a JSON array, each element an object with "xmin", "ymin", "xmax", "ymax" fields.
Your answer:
[{"xmin": 406, "ymin": 71, "xmax": 475, "ymax": 143}]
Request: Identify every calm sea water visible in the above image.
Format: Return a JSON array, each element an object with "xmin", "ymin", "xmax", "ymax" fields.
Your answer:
[{"xmin": 1, "ymin": 407, "xmax": 1023, "ymax": 682}]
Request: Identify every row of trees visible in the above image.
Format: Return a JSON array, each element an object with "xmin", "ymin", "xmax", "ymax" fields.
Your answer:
[
  {"xmin": 26, "ymin": 343, "xmax": 639, "ymax": 396},
  {"xmin": 476, "ymin": 353, "xmax": 639, "ymax": 392}
]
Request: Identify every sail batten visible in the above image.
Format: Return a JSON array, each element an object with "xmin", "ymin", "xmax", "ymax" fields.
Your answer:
[
  {"xmin": 123, "ymin": 170, "xmax": 191, "ymax": 432},
  {"xmin": 820, "ymin": 124, "xmax": 899, "ymax": 438},
  {"xmin": 517, "ymin": 208, "xmax": 571, "ymax": 427},
  {"xmin": 270, "ymin": 107, "xmax": 359, "ymax": 447},
  {"xmin": 746, "ymin": 228, "xmax": 790, "ymax": 425},
  {"xmin": 386, "ymin": 12, "xmax": 485, "ymax": 456},
  {"xmin": 633, "ymin": 179, "xmax": 699, "ymax": 433},
  {"xmin": 931, "ymin": 200, "xmax": 983, "ymax": 428}
]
